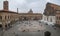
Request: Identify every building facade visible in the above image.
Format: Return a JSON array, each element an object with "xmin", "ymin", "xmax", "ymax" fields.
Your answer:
[
  {"xmin": 55, "ymin": 7, "xmax": 60, "ymax": 26},
  {"xmin": 0, "ymin": 10, "xmax": 20, "ymax": 30},
  {"xmin": 19, "ymin": 9, "xmax": 42, "ymax": 20},
  {"xmin": 43, "ymin": 2, "xmax": 57, "ymax": 25}
]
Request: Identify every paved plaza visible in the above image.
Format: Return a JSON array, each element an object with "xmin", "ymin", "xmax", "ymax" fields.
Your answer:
[{"xmin": 0, "ymin": 20, "xmax": 60, "ymax": 36}]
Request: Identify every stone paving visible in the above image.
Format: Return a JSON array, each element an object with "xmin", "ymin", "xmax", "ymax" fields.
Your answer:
[
  {"xmin": 18, "ymin": 21, "xmax": 46, "ymax": 32},
  {"xmin": 0, "ymin": 20, "xmax": 60, "ymax": 36}
]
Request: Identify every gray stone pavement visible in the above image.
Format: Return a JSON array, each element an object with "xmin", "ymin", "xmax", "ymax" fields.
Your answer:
[{"xmin": 0, "ymin": 20, "xmax": 60, "ymax": 36}]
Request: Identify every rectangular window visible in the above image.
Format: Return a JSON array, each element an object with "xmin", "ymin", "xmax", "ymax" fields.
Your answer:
[{"xmin": 50, "ymin": 18, "xmax": 52, "ymax": 22}]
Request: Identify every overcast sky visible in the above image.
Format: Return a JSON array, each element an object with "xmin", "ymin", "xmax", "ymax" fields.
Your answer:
[{"xmin": 0, "ymin": 0, "xmax": 60, "ymax": 13}]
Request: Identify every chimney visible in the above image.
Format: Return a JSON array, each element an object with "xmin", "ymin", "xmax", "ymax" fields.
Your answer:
[{"xmin": 3, "ymin": 0, "xmax": 9, "ymax": 11}]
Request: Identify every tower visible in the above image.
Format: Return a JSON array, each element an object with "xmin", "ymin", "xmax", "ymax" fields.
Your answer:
[
  {"xmin": 3, "ymin": 0, "xmax": 9, "ymax": 11},
  {"xmin": 17, "ymin": 8, "xmax": 18, "ymax": 13}
]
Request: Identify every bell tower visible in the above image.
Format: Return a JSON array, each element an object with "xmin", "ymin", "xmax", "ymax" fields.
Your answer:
[{"xmin": 3, "ymin": 0, "xmax": 9, "ymax": 11}]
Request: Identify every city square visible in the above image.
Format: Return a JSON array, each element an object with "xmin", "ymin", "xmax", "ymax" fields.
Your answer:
[
  {"xmin": 0, "ymin": 20, "xmax": 60, "ymax": 36},
  {"xmin": 0, "ymin": 0, "xmax": 60, "ymax": 36}
]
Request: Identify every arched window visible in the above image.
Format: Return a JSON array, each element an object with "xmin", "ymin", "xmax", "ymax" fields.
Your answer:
[{"xmin": 5, "ymin": 16, "xmax": 6, "ymax": 20}]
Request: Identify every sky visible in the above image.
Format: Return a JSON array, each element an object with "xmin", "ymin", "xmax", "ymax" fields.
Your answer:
[{"xmin": 0, "ymin": 0, "xmax": 60, "ymax": 14}]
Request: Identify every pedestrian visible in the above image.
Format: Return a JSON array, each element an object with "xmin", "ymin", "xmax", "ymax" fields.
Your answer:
[{"xmin": 44, "ymin": 31, "xmax": 51, "ymax": 36}]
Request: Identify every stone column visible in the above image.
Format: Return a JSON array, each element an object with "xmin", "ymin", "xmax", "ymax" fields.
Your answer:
[
  {"xmin": 2, "ymin": 15, "xmax": 6, "ymax": 31},
  {"xmin": 2, "ymin": 20, "xmax": 6, "ymax": 31}
]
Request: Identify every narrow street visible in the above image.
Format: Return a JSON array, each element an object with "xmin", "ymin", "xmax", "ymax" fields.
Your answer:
[{"xmin": 0, "ymin": 20, "xmax": 60, "ymax": 36}]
